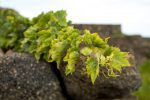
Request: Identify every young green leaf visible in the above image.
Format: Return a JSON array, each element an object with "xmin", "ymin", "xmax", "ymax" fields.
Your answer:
[
  {"xmin": 49, "ymin": 40, "xmax": 69, "ymax": 67},
  {"xmin": 64, "ymin": 49, "xmax": 80, "ymax": 75},
  {"xmin": 110, "ymin": 47, "xmax": 130, "ymax": 72},
  {"xmin": 81, "ymin": 47, "xmax": 92, "ymax": 56},
  {"xmin": 86, "ymin": 57, "xmax": 99, "ymax": 84}
]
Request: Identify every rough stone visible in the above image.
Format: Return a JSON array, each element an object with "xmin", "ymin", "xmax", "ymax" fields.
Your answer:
[
  {"xmin": 0, "ymin": 49, "xmax": 4, "ymax": 57},
  {"xmin": 59, "ymin": 55, "xmax": 141, "ymax": 100},
  {"xmin": 0, "ymin": 53, "xmax": 66, "ymax": 100},
  {"xmin": 73, "ymin": 24, "xmax": 122, "ymax": 38},
  {"xmin": 5, "ymin": 49, "xmax": 14, "ymax": 56}
]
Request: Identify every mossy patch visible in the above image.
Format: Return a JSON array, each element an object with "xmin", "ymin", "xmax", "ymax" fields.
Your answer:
[{"xmin": 134, "ymin": 60, "xmax": 150, "ymax": 99}]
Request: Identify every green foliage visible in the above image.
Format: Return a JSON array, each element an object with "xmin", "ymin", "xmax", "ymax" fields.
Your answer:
[
  {"xmin": 81, "ymin": 30, "xmax": 130, "ymax": 83},
  {"xmin": 134, "ymin": 60, "xmax": 150, "ymax": 100},
  {"xmin": 21, "ymin": 10, "xmax": 130, "ymax": 84},
  {"xmin": 0, "ymin": 8, "xmax": 30, "ymax": 51}
]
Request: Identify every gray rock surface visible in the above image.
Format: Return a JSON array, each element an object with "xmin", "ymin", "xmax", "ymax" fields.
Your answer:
[
  {"xmin": 0, "ymin": 53, "xmax": 66, "ymax": 100},
  {"xmin": 59, "ymin": 55, "xmax": 141, "ymax": 100}
]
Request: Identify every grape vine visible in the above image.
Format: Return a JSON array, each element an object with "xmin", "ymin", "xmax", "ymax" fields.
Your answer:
[
  {"xmin": 0, "ymin": 8, "xmax": 30, "ymax": 51},
  {"xmin": 21, "ymin": 10, "xmax": 130, "ymax": 84}
]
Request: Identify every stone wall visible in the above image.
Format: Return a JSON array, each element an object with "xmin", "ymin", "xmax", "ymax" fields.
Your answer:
[{"xmin": 73, "ymin": 24, "xmax": 122, "ymax": 37}]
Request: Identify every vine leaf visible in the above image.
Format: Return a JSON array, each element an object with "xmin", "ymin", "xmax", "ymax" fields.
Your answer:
[
  {"xmin": 86, "ymin": 57, "xmax": 99, "ymax": 84},
  {"xmin": 81, "ymin": 47, "xmax": 92, "ymax": 56},
  {"xmin": 49, "ymin": 40, "xmax": 68, "ymax": 68},
  {"xmin": 110, "ymin": 48, "xmax": 130, "ymax": 72},
  {"xmin": 64, "ymin": 50, "xmax": 80, "ymax": 75}
]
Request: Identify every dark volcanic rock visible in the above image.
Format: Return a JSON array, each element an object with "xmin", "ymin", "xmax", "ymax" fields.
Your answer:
[
  {"xmin": 59, "ymin": 55, "xmax": 141, "ymax": 100},
  {"xmin": 0, "ymin": 53, "xmax": 66, "ymax": 100}
]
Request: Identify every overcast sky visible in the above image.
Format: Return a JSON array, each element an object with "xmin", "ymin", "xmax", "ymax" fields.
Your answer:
[{"xmin": 1, "ymin": 0, "xmax": 150, "ymax": 37}]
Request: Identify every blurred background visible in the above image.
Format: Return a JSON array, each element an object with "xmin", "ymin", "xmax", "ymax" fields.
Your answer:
[
  {"xmin": 0, "ymin": 0, "xmax": 150, "ymax": 100},
  {"xmin": 1, "ymin": 0, "xmax": 150, "ymax": 37}
]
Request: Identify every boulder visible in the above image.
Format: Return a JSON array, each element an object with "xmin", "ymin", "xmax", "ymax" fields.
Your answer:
[
  {"xmin": 59, "ymin": 55, "xmax": 141, "ymax": 100},
  {"xmin": 0, "ymin": 53, "xmax": 66, "ymax": 100}
]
